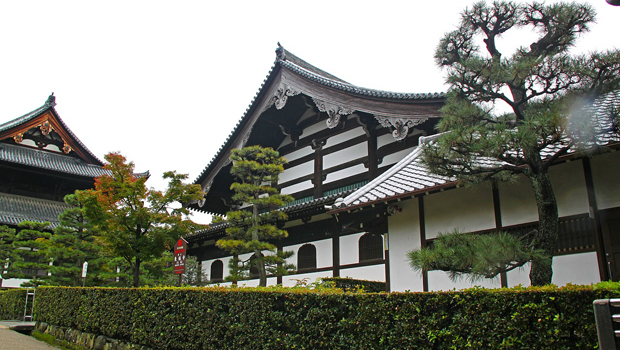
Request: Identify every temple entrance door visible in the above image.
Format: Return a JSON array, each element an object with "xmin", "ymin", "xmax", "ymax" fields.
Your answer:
[{"xmin": 601, "ymin": 208, "xmax": 620, "ymax": 281}]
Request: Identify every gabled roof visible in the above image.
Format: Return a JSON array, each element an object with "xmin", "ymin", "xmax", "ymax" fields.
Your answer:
[
  {"xmin": 192, "ymin": 44, "xmax": 445, "ymax": 214},
  {"xmin": 0, "ymin": 94, "xmax": 103, "ymax": 167},
  {"xmin": 0, "ymin": 193, "xmax": 69, "ymax": 228},
  {"xmin": 329, "ymin": 91, "xmax": 620, "ymax": 213}
]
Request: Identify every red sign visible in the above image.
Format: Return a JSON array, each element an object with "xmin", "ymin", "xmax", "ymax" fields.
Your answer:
[{"xmin": 174, "ymin": 238, "xmax": 187, "ymax": 275}]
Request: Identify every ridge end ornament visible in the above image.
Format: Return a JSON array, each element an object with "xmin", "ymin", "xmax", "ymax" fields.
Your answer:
[
  {"xmin": 312, "ymin": 98, "xmax": 354, "ymax": 129},
  {"xmin": 375, "ymin": 115, "xmax": 428, "ymax": 141}
]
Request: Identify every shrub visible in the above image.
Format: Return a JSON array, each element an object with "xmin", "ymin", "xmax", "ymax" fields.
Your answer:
[
  {"xmin": 0, "ymin": 288, "xmax": 27, "ymax": 320},
  {"xmin": 34, "ymin": 283, "xmax": 620, "ymax": 349}
]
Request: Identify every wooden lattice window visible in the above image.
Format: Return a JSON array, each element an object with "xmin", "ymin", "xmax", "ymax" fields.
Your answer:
[
  {"xmin": 359, "ymin": 233, "xmax": 383, "ymax": 262},
  {"xmin": 297, "ymin": 244, "xmax": 317, "ymax": 271},
  {"xmin": 210, "ymin": 260, "xmax": 223, "ymax": 282}
]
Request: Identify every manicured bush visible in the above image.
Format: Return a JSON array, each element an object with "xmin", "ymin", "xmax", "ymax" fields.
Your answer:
[
  {"xmin": 0, "ymin": 288, "xmax": 26, "ymax": 320},
  {"xmin": 321, "ymin": 277, "xmax": 386, "ymax": 293},
  {"xmin": 34, "ymin": 284, "xmax": 620, "ymax": 349}
]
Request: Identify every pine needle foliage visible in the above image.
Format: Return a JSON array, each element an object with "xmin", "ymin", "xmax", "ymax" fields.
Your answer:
[
  {"xmin": 424, "ymin": 1, "xmax": 620, "ymax": 285},
  {"xmin": 216, "ymin": 146, "xmax": 295, "ymax": 286},
  {"xmin": 408, "ymin": 230, "xmax": 547, "ymax": 282}
]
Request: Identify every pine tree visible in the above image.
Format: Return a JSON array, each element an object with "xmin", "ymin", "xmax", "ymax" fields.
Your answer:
[
  {"xmin": 408, "ymin": 230, "xmax": 546, "ymax": 282},
  {"xmin": 8, "ymin": 221, "xmax": 52, "ymax": 286},
  {"xmin": 216, "ymin": 146, "xmax": 295, "ymax": 287},
  {"xmin": 0, "ymin": 225, "xmax": 16, "ymax": 283},
  {"xmin": 48, "ymin": 194, "xmax": 105, "ymax": 286},
  {"xmin": 424, "ymin": 1, "xmax": 620, "ymax": 285}
]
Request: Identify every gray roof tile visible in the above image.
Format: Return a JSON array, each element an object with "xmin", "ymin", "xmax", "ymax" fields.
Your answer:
[
  {"xmin": 335, "ymin": 91, "xmax": 620, "ymax": 211},
  {"xmin": 0, "ymin": 143, "xmax": 108, "ymax": 178},
  {"xmin": 0, "ymin": 193, "xmax": 69, "ymax": 228}
]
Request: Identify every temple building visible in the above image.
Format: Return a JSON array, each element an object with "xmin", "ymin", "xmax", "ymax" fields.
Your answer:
[
  {"xmin": 186, "ymin": 45, "xmax": 620, "ymax": 291},
  {"xmin": 186, "ymin": 45, "xmax": 444, "ymax": 287},
  {"xmin": 0, "ymin": 94, "xmax": 106, "ymax": 288}
]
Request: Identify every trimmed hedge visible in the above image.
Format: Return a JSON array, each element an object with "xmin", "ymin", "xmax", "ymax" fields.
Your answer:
[
  {"xmin": 321, "ymin": 277, "xmax": 386, "ymax": 293},
  {"xmin": 0, "ymin": 288, "xmax": 26, "ymax": 320},
  {"xmin": 35, "ymin": 284, "xmax": 620, "ymax": 349}
]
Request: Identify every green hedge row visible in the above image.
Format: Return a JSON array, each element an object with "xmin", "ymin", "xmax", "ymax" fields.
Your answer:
[
  {"xmin": 321, "ymin": 277, "xmax": 386, "ymax": 293},
  {"xmin": 34, "ymin": 284, "xmax": 619, "ymax": 350},
  {"xmin": 0, "ymin": 288, "xmax": 26, "ymax": 320}
]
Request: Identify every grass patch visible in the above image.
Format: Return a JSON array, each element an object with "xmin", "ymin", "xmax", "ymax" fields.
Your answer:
[{"xmin": 31, "ymin": 331, "xmax": 89, "ymax": 350}]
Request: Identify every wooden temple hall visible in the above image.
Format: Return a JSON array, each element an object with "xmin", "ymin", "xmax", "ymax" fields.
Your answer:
[
  {"xmin": 185, "ymin": 45, "xmax": 620, "ymax": 291},
  {"xmin": 0, "ymin": 94, "xmax": 107, "ymax": 288}
]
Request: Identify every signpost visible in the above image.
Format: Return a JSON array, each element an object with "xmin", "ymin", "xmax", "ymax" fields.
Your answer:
[
  {"xmin": 81, "ymin": 261, "xmax": 88, "ymax": 287},
  {"xmin": 174, "ymin": 238, "xmax": 187, "ymax": 286}
]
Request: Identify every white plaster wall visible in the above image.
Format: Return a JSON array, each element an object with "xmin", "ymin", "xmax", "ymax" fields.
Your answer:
[
  {"xmin": 424, "ymin": 183, "xmax": 495, "ymax": 238},
  {"xmin": 0, "ymin": 278, "xmax": 29, "ymax": 288},
  {"xmin": 339, "ymin": 232, "xmax": 367, "ymax": 265},
  {"xmin": 279, "ymin": 160, "xmax": 313, "ymax": 184},
  {"xmin": 549, "ymin": 160, "xmax": 589, "ymax": 217},
  {"xmin": 325, "ymin": 127, "xmax": 365, "ymax": 148},
  {"xmin": 281, "ymin": 145, "xmax": 313, "ymax": 163},
  {"xmin": 591, "ymin": 150, "xmax": 620, "ymax": 210},
  {"xmin": 382, "ymin": 148, "xmax": 415, "ymax": 167},
  {"xmin": 428, "ymin": 271, "xmax": 501, "ymax": 291},
  {"xmin": 506, "ymin": 252, "xmax": 601, "ymax": 287},
  {"xmin": 323, "ymin": 142, "xmax": 367, "ymax": 170},
  {"xmin": 282, "ymin": 270, "xmax": 334, "ymax": 287},
  {"xmin": 377, "ymin": 133, "xmax": 396, "ymax": 149},
  {"xmin": 324, "ymin": 164, "xmax": 367, "ymax": 184},
  {"xmin": 387, "ymin": 200, "xmax": 424, "ymax": 292},
  {"xmin": 300, "ymin": 121, "xmax": 327, "ymax": 139},
  {"xmin": 281, "ymin": 180, "xmax": 313, "ymax": 196},
  {"xmin": 341, "ymin": 265, "xmax": 385, "ymax": 282},
  {"xmin": 552, "ymin": 252, "xmax": 600, "ymax": 286},
  {"xmin": 498, "ymin": 175, "xmax": 538, "ymax": 227},
  {"xmin": 285, "ymin": 238, "xmax": 332, "ymax": 269}
]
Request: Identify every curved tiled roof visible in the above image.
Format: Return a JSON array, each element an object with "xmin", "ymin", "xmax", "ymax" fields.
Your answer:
[
  {"xmin": 0, "ymin": 143, "xmax": 108, "ymax": 178},
  {"xmin": 0, "ymin": 193, "xmax": 69, "ymax": 228},
  {"xmin": 186, "ymin": 189, "xmax": 358, "ymax": 242},
  {"xmin": 0, "ymin": 95, "xmax": 104, "ymax": 166},
  {"xmin": 193, "ymin": 45, "xmax": 445, "ymax": 186},
  {"xmin": 333, "ymin": 91, "xmax": 620, "ymax": 212}
]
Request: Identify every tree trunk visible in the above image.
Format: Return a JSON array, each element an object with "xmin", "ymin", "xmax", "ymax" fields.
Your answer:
[
  {"xmin": 133, "ymin": 258, "xmax": 141, "ymax": 287},
  {"xmin": 528, "ymin": 171, "xmax": 559, "ymax": 286}
]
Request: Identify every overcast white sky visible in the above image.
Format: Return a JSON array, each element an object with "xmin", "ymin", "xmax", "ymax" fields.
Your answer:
[{"xmin": 0, "ymin": 1, "xmax": 617, "ymax": 223}]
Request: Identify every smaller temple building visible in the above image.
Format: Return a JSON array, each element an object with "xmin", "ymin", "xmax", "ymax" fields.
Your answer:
[{"xmin": 0, "ymin": 94, "xmax": 107, "ymax": 288}]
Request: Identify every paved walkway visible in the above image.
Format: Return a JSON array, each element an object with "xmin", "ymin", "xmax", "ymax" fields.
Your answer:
[{"xmin": 0, "ymin": 321, "xmax": 58, "ymax": 350}]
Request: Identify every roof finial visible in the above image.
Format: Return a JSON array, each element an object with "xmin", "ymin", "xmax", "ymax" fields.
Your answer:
[
  {"xmin": 275, "ymin": 42, "xmax": 286, "ymax": 61},
  {"xmin": 45, "ymin": 93, "xmax": 56, "ymax": 107}
]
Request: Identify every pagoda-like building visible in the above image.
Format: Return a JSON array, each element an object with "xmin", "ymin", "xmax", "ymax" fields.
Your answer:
[{"xmin": 0, "ymin": 94, "xmax": 106, "ymax": 229}]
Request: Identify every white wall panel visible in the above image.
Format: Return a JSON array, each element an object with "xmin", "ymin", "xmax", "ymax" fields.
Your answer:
[
  {"xmin": 425, "ymin": 183, "xmax": 495, "ymax": 238},
  {"xmin": 282, "ymin": 271, "xmax": 334, "ymax": 287},
  {"xmin": 339, "ymin": 232, "xmax": 365, "ymax": 265},
  {"xmin": 428, "ymin": 271, "xmax": 501, "ymax": 291},
  {"xmin": 284, "ymin": 238, "xmax": 332, "ymax": 269},
  {"xmin": 324, "ymin": 143, "xmax": 367, "ymax": 169},
  {"xmin": 281, "ymin": 145, "xmax": 313, "ymax": 162},
  {"xmin": 498, "ymin": 175, "xmax": 538, "ymax": 227},
  {"xmin": 387, "ymin": 200, "xmax": 424, "ymax": 292},
  {"xmin": 552, "ymin": 252, "xmax": 600, "ymax": 286},
  {"xmin": 301, "ymin": 121, "xmax": 328, "ymax": 139},
  {"xmin": 549, "ymin": 161, "xmax": 588, "ymax": 217},
  {"xmin": 279, "ymin": 160, "xmax": 313, "ymax": 184},
  {"xmin": 341, "ymin": 265, "xmax": 385, "ymax": 282},
  {"xmin": 325, "ymin": 127, "xmax": 365, "ymax": 148},
  {"xmin": 506, "ymin": 263, "xmax": 532, "ymax": 288},
  {"xmin": 281, "ymin": 180, "xmax": 313, "ymax": 195},
  {"xmin": 325, "ymin": 164, "xmax": 367, "ymax": 184},
  {"xmin": 382, "ymin": 148, "xmax": 415, "ymax": 167},
  {"xmin": 591, "ymin": 150, "xmax": 620, "ymax": 210},
  {"xmin": 377, "ymin": 133, "xmax": 396, "ymax": 149}
]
